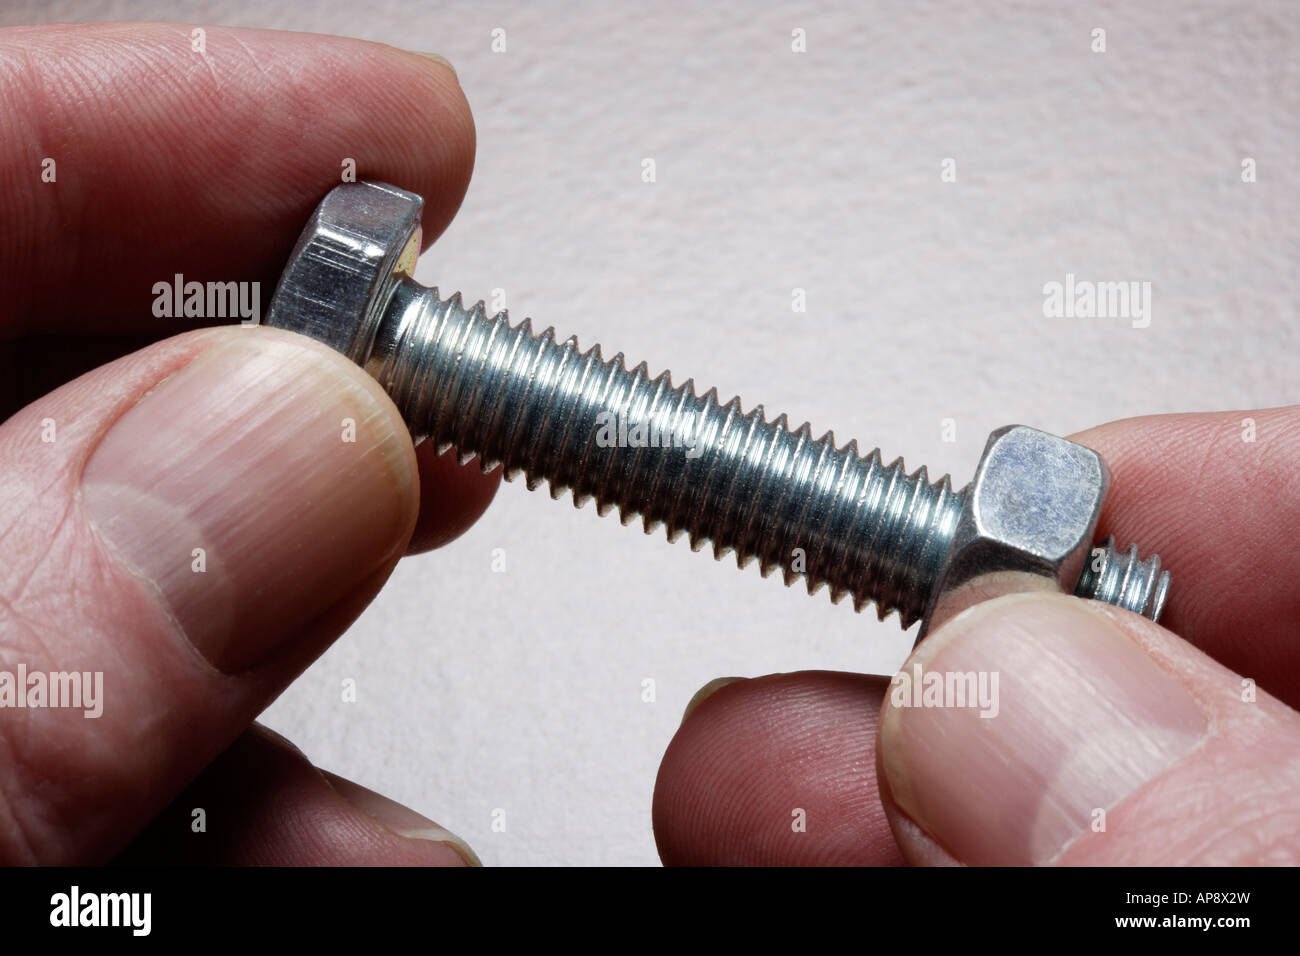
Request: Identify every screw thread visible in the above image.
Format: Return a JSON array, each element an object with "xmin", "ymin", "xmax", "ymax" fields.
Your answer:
[
  {"xmin": 367, "ymin": 281, "xmax": 964, "ymax": 627},
  {"xmin": 1074, "ymin": 536, "xmax": 1171, "ymax": 620}
]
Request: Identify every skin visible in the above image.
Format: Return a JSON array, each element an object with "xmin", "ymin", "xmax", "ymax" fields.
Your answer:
[
  {"xmin": 2, "ymin": 23, "xmax": 1296, "ymax": 866},
  {"xmin": 0, "ymin": 23, "xmax": 499, "ymax": 865},
  {"xmin": 656, "ymin": 407, "xmax": 1300, "ymax": 865}
]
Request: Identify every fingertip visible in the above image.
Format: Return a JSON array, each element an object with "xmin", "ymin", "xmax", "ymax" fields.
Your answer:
[
  {"xmin": 406, "ymin": 441, "xmax": 501, "ymax": 554},
  {"xmin": 115, "ymin": 726, "xmax": 478, "ymax": 866},
  {"xmin": 654, "ymin": 671, "xmax": 903, "ymax": 866},
  {"xmin": 879, "ymin": 592, "xmax": 1208, "ymax": 865},
  {"xmin": 0, "ymin": 23, "xmax": 479, "ymax": 334},
  {"xmin": 79, "ymin": 326, "xmax": 421, "ymax": 672},
  {"xmin": 321, "ymin": 771, "xmax": 480, "ymax": 866}
]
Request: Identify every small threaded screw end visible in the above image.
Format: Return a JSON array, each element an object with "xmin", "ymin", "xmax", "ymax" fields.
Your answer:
[{"xmin": 1074, "ymin": 535, "xmax": 1171, "ymax": 622}]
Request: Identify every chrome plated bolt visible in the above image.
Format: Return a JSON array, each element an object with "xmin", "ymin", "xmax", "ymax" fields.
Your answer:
[{"xmin": 266, "ymin": 182, "xmax": 1170, "ymax": 637}]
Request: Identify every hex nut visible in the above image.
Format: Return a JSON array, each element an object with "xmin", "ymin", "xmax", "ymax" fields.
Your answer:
[{"xmin": 918, "ymin": 425, "xmax": 1111, "ymax": 638}]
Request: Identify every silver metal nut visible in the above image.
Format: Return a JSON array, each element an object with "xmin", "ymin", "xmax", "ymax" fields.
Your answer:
[
  {"xmin": 918, "ymin": 425, "xmax": 1110, "ymax": 637},
  {"xmin": 266, "ymin": 181, "xmax": 423, "ymax": 363}
]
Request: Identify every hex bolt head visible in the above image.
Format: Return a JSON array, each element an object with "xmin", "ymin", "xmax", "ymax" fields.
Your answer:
[
  {"xmin": 268, "ymin": 181, "xmax": 423, "ymax": 363},
  {"xmin": 266, "ymin": 181, "xmax": 1171, "ymax": 637}
]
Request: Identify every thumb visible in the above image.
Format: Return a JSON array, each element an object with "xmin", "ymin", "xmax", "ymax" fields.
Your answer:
[
  {"xmin": 877, "ymin": 592, "xmax": 1300, "ymax": 865},
  {"xmin": 0, "ymin": 326, "xmax": 418, "ymax": 861}
]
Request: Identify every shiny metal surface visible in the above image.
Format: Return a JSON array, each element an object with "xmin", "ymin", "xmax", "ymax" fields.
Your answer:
[{"xmin": 267, "ymin": 181, "xmax": 1171, "ymax": 636}]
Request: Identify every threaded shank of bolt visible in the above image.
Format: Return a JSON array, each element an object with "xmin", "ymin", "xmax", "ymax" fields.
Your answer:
[
  {"xmin": 369, "ymin": 283, "xmax": 964, "ymax": 628},
  {"xmin": 1074, "ymin": 536, "xmax": 1171, "ymax": 622}
]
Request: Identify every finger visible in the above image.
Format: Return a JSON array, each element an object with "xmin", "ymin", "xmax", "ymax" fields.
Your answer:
[
  {"xmin": 0, "ymin": 22, "xmax": 474, "ymax": 338},
  {"xmin": 113, "ymin": 725, "xmax": 477, "ymax": 866},
  {"xmin": 1, "ymin": 334, "xmax": 155, "ymax": 421},
  {"xmin": 0, "ymin": 326, "xmax": 479, "ymax": 862},
  {"xmin": 0, "ymin": 21, "xmax": 495, "ymax": 559},
  {"xmin": 653, "ymin": 672, "xmax": 905, "ymax": 866},
  {"xmin": 1069, "ymin": 405, "xmax": 1300, "ymax": 706},
  {"xmin": 0, "ymin": 331, "xmax": 502, "ymax": 556},
  {"xmin": 879, "ymin": 591, "xmax": 1300, "ymax": 865},
  {"xmin": 407, "ymin": 440, "xmax": 502, "ymax": 554}
]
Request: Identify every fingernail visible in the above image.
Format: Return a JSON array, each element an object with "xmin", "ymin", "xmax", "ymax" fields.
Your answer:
[
  {"xmin": 880, "ymin": 593, "xmax": 1206, "ymax": 865},
  {"xmin": 410, "ymin": 51, "xmax": 457, "ymax": 79},
  {"xmin": 82, "ymin": 330, "xmax": 417, "ymax": 673},
  {"xmin": 324, "ymin": 773, "xmax": 481, "ymax": 866},
  {"xmin": 681, "ymin": 677, "xmax": 744, "ymax": 724}
]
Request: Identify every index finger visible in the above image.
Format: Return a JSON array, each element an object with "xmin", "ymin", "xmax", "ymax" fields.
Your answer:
[
  {"xmin": 0, "ymin": 21, "xmax": 473, "ymax": 339},
  {"xmin": 1070, "ymin": 404, "xmax": 1300, "ymax": 707}
]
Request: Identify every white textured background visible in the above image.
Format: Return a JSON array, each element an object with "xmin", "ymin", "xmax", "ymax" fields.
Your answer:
[{"xmin": 8, "ymin": 0, "xmax": 1297, "ymax": 865}]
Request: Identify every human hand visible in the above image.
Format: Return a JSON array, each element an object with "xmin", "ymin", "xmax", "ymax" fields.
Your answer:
[
  {"xmin": 0, "ymin": 23, "xmax": 500, "ymax": 865},
  {"xmin": 7, "ymin": 23, "xmax": 1294, "ymax": 870},
  {"xmin": 654, "ymin": 408, "xmax": 1300, "ymax": 865}
]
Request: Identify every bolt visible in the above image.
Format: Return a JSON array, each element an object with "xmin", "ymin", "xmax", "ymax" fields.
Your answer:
[{"xmin": 267, "ymin": 182, "xmax": 1170, "ymax": 635}]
